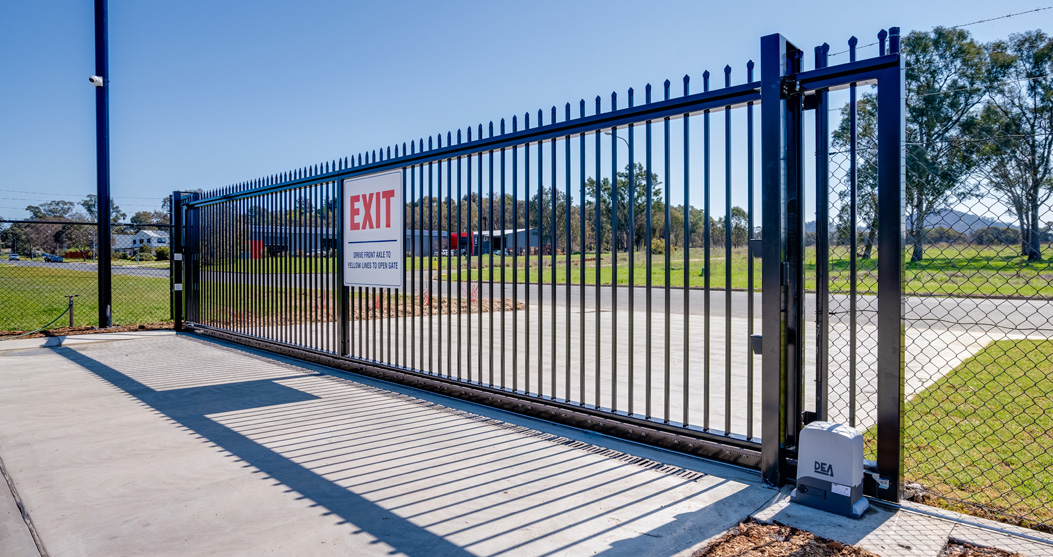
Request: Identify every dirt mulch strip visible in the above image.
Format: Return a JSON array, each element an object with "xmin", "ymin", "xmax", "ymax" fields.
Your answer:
[
  {"xmin": 0, "ymin": 322, "xmax": 174, "ymax": 341},
  {"xmin": 939, "ymin": 539, "xmax": 1022, "ymax": 557},
  {"xmin": 693, "ymin": 519, "xmax": 880, "ymax": 557}
]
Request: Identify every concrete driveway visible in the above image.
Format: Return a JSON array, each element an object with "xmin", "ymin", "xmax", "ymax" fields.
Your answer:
[
  {"xmin": 3, "ymin": 332, "xmax": 1052, "ymax": 556},
  {"xmin": 0, "ymin": 333, "xmax": 773, "ymax": 556}
]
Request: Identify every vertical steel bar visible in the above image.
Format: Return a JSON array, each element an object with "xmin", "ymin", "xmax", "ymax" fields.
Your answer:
[
  {"xmin": 746, "ymin": 60, "xmax": 756, "ymax": 439},
  {"xmin": 724, "ymin": 65, "xmax": 733, "ymax": 435},
  {"xmin": 466, "ymin": 140, "xmax": 473, "ymax": 382},
  {"xmin": 550, "ymin": 107, "xmax": 556, "ymax": 400},
  {"xmin": 308, "ymin": 184, "xmax": 315, "ymax": 350},
  {"xmin": 814, "ymin": 44, "xmax": 831, "ymax": 421},
  {"xmin": 260, "ymin": 188, "xmax": 266, "ymax": 341},
  {"xmin": 703, "ymin": 70, "xmax": 712, "ymax": 430},
  {"xmin": 400, "ymin": 156, "xmax": 406, "ymax": 367},
  {"xmin": 848, "ymin": 37, "xmax": 859, "ymax": 428},
  {"xmin": 458, "ymin": 138, "xmax": 463, "ymax": 382},
  {"xmin": 434, "ymin": 144, "xmax": 441, "ymax": 374},
  {"xmin": 324, "ymin": 178, "xmax": 330, "ymax": 354},
  {"xmin": 611, "ymin": 96, "xmax": 618, "ymax": 412},
  {"xmin": 488, "ymin": 124, "xmax": 495, "ymax": 386},
  {"xmin": 579, "ymin": 100, "xmax": 586, "ymax": 405},
  {"xmin": 447, "ymin": 145, "xmax": 453, "ymax": 378},
  {"xmin": 411, "ymin": 161, "xmax": 417, "ymax": 369},
  {"xmin": 628, "ymin": 92, "xmax": 636, "ymax": 415},
  {"xmin": 436, "ymin": 143, "xmax": 443, "ymax": 374},
  {"xmin": 663, "ymin": 80, "xmax": 671, "ymax": 422},
  {"xmin": 512, "ymin": 118, "xmax": 519, "ymax": 392},
  {"xmin": 524, "ymin": 115, "xmax": 531, "ymax": 394},
  {"xmin": 683, "ymin": 76, "xmax": 691, "ymax": 426},
  {"xmin": 477, "ymin": 128, "xmax": 484, "ymax": 384},
  {"xmin": 538, "ymin": 110, "xmax": 544, "ymax": 397},
  {"xmin": 429, "ymin": 149, "xmax": 434, "ymax": 374},
  {"xmin": 645, "ymin": 85, "xmax": 654, "ymax": 420},
  {"xmin": 500, "ymin": 120, "xmax": 507, "ymax": 388},
  {"xmin": 286, "ymin": 185, "xmax": 293, "ymax": 348},
  {"xmin": 595, "ymin": 98, "xmax": 602, "ymax": 408},
  {"xmin": 565, "ymin": 103, "xmax": 571, "ymax": 403}
]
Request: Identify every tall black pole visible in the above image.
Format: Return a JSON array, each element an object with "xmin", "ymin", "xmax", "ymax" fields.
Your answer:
[{"xmin": 95, "ymin": 0, "xmax": 112, "ymax": 327}]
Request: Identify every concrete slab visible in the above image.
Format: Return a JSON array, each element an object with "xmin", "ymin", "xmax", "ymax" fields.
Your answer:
[
  {"xmin": 3, "ymin": 332, "xmax": 1051, "ymax": 556},
  {"xmin": 0, "ymin": 330, "xmax": 174, "ymax": 353},
  {"xmin": 0, "ymin": 334, "xmax": 774, "ymax": 556},
  {"xmin": 0, "ymin": 463, "xmax": 39, "ymax": 557},
  {"xmin": 751, "ymin": 488, "xmax": 1053, "ymax": 556}
]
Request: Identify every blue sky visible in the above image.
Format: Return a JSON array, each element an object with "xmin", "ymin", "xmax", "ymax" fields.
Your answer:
[{"xmin": 1, "ymin": 1, "xmax": 1050, "ymax": 220}]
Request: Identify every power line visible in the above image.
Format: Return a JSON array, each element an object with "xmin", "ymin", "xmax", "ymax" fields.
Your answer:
[
  {"xmin": 914, "ymin": 73, "xmax": 1050, "ymax": 99},
  {"xmin": 829, "ymin": 6, "xmax": 1053, "ymax": 57},
  {"xmin": 0, "ymin": 198, "xmax": 161, "ymax": 210},
  {"xmin": 0, "ymin": 189, "xmax": 164, "ymax": 201}
]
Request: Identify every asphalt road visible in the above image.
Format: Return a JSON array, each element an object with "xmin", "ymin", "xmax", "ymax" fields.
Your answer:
[
  {"xmin": 200, "ymin": 269, "xmax": 1053, "ymax": 334},
  {"xmin": 6, "ymin": 260, "xmax": 169, "ymax": 278}
]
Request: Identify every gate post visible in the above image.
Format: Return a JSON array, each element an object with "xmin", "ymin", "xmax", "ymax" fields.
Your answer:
[
  {"xmin": 760, "ymin": 33, "xmax": 804, "ymax": 488},
  {"xmin": 171, "ymin": 191, "xmax": 184, "ymax": 331},
  {"xmin": 875, "ymin": 27, "xmax": 905, "ymax": 502}
]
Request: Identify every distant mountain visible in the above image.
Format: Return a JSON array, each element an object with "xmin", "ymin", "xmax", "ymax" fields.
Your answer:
[
  {"xmin": 911, "ymin": 209, "xmax": 1016, "ymax": 233},
  {"xmin": 805, "ymin": 209, "xmax": 1015, "ymax": 235}
]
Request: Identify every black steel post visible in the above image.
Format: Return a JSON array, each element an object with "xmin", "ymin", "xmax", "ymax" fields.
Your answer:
[
  {"xmin": 813, "ymin": 45, "xmax": 830, "ymax": 422},
  {"xmin": 760, "ymin": 33, "xmax": 802, "ymax": 488},
  {"xmin": 785, "ymin": 46, "xmax": 805, "ymax": 452},
  {"xmin": 172, "ymin": 192, "xmax": 184, "ymax": 331},
  {"xmin": 876, "ymin": 27, "xmax": 905, "ymax": 502},
  {"xmin": 94, "ymin": 0, "xmax": 112, "ymax": 328}
]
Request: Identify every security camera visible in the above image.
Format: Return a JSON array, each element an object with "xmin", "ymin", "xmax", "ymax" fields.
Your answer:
[{"xmin": 89, "ymin": 75, "xmax": 104, "ymax": 87}]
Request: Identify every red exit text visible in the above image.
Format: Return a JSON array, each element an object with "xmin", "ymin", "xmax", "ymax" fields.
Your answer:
[{"xmin": 349, "ymin": 190, "xmax": 396, "ymax": 231}]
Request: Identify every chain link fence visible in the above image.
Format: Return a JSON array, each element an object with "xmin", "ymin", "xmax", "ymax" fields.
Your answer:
[
  {"xmin": 0, "ymin": 221, "xmax": 173, "ymax": 337},
  {"xmin": 824, "ymin": 105, "xmax": 1053, "ymax": 530},
  {"xmin": 900, "ymin": 147, "xmax": 1053, "ymax": 532}
]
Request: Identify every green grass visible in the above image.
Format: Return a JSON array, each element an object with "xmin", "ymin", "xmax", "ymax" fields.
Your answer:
[
  {"xmin": 203, "ymin": 244, "xmax": 1053, "ymax": 298},
  {"xmin": 869, "ymin": 339, "xmax": 1053, "ymax": 529},
  {"xmin": 0, "ymin": 264, "xmax": 170, "ymax": 331},
  {"xmin": 439, "ymin": 244, "xmax": 1053, "ymax": 298}
]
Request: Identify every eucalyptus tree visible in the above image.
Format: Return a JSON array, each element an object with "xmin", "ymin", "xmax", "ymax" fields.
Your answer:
[{"xmin": 976, "ymin": 30, "xmax": 1053, "ymax": 261}]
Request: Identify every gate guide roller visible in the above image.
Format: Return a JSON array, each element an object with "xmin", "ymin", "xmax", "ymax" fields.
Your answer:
[{"xmin": 791, "ymin": 421, "xmax": 868, "ymax": 518}]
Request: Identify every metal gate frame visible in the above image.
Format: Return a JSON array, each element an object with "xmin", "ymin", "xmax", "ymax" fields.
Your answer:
[
  {"xmin": 759, "ymin": 31, "xmax": 904, "ymax": 499},
  {"xmin": 171, "ymin": 28, "xmax": 905, "ymax": 501}
]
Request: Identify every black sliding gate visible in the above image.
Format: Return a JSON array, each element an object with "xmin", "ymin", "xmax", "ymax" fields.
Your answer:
[{"xmin": 172, "ymin": 30, "xmax": 904, "ymax": 500}]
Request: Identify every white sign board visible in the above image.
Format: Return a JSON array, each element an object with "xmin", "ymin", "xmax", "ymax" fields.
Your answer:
[{"xmin": 342, "ymin": 170, "xmax": 403, "ymax": 288}]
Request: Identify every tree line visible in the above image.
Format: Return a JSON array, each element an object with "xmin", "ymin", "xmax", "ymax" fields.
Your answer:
[
  {"xmin": 844, "ymin": 26, "xmax": 1053, "ymax": 262},
  {"xmin": 401, "ymin": 163, "xmax": 752, "ymax": 254},
  {"xmin": 0, "ymin": 195, "xmax": 170, "ymax": 257}
]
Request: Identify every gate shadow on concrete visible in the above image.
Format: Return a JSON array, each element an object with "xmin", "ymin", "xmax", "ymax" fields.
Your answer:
[
  {"xmin": 50, "ymin": 345, "xmax": 476, "ymax": 556},
  {"xmin": 46, "ymin": 336, "xmax": 773, "ymax": 556}
]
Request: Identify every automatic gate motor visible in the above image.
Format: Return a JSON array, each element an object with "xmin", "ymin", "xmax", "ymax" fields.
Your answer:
[{"xmin": 791, "ymin": 421, "xmax": 869, "ymax": 518}]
